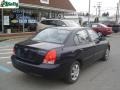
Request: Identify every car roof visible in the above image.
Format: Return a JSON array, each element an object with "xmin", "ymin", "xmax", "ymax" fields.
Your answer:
[
  {"xmin": 47, "ymin": 27, "xmax": 89, "ymax": 31},
  {"xmin": 41, "ymin": 19, "xmax": 73, "ymax": 21}
]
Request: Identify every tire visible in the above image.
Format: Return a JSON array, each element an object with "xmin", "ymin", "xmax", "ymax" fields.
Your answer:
[
  {"xmin": 101, "ymin": 48, "xmax": 110, "ymax": 61},
  {"xmin": 64, "ymin": 61, "xmax": 80, "ymax": 84}
]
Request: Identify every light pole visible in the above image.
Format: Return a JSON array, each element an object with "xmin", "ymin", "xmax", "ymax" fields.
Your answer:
[
  {"xmin": 97, "ymin": 2, "xmax": 102, "ymax": 19},
  {"xmin": 88, "ymin": 0, "xmax": 91, "ymax": 25},
  {"xmin": 118, "ymin": 0, "xmax": 120, "ymax": 23},
  {"xmin": 94, "ymin": 6, "xmax": 98, "ymax": 16}
]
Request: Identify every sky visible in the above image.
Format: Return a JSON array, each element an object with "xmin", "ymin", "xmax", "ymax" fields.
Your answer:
[{"xmin": 69, "ymin": 0, "xmax": 119, "ymax": 16}]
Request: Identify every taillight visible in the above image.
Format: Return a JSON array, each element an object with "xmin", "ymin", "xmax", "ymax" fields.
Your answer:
[{"xmin": 43, "ymin": 49, "xmax": 57, "ymax": 64}]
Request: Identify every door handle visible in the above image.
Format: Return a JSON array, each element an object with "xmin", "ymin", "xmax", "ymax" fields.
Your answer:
[
  {"xmin": 79, "ymin": 48, "xmax": 84, "ymax": 51},
  {"xmin": 92, "ymin": 43, "xmax": 96, "ymax": 47}
]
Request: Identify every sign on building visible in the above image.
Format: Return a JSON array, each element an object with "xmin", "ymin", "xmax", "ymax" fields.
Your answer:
[
  {"xmin": 40, "ymin": 0, "xmax": 49, "ymax": 4},
  {"xmin": 0, "ymin": 0, "xmax": 19, "ymax": 8}
]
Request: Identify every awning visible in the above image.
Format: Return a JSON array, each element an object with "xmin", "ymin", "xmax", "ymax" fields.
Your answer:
[{"xmin": 20, "ymin": 3, "xmax": 75, "ymax": 13}]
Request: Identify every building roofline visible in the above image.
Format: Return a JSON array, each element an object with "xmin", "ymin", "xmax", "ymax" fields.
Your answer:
[{"xmin": 20, "ymin": 3, "xmax": 76, "ymax": 13}]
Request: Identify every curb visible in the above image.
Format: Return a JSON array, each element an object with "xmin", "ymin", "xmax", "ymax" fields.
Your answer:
[{"xmin": 0, "ymin": 39, "xmax": 8, "ymax": 42}]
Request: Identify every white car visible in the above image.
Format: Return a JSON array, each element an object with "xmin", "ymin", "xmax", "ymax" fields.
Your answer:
[{"xmin": 36, "ymin": 19, "xmax": 81, "ymax": 31}]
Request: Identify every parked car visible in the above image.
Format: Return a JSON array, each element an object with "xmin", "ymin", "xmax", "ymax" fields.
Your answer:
[
  {"xmin": 101, "ymin": 21, "xmax": 120, "ymax": 33},
  {"xmin": 11, "ymin": 27, "xmax": 110, "ymax": 84},
  {"xmin": 91, "ymin": 23, "xmax": 113, "ymax": 36},
  {"xmin": 36, "ymin": 19, "xmax": 81, "ymax": 31},
  {"xmin": 82, "ymin": 21, "xmax": 94, "ymax": 27}
]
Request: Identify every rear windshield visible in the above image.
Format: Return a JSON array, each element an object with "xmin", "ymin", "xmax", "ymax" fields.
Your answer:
[
  {"xmin": 32, "ymin": 28, "xmax": 70, "ymax": 44},
  {"xmin": 63, "ymin": 20, "xmax": 80, "ymax": 27}
]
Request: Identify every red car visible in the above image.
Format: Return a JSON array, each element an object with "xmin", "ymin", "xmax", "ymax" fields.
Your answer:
[{"xmin": 91, "ymin": 23, "xmax": 113, "ymax": 36}]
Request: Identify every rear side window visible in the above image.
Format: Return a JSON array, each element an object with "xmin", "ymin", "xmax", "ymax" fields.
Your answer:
[
  {"xmin": 74, "ymin": 30, "xmax": 90, "ymax": 45},
  {"xmin": 41, "ymin": 20, "xmax": 56, "ymax": 25},
  {"xmin": 41, "ymin": 20, "xmax": 48, "ymax": 25}
]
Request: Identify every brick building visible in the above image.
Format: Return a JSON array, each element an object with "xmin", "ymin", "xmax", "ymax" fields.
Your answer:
[{"xmin": 0, "ymin": 0, "xmax": 75, "ymax": 33}]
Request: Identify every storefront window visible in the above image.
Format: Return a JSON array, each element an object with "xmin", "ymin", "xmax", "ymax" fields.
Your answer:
[
  {"xmin": 0, "ymin": 8, "xmax": 64, "ymax": 33},
  {"xmin": 41, "ymin": 10, "xmax": 49, "ymax": 19},
  {"xmin": 10, "ymin": 9, "xmax": 38, "ymax": 33}
]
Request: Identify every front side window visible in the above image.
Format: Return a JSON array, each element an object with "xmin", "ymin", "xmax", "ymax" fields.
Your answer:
[
  {"xmin": 32, "ymin": 28, "xmax": 70, "ymax": 44},
  {"xmin": 87, "ymin": 29, "xmax": 99, "ymax": 41},
  {"xmin": 74, "ymin": 30, "xmax": 90, "ymax": 45}
]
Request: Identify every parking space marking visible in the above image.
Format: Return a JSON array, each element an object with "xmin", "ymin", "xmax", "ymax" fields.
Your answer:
[
  {"xmin": 0, "ymin": 46, "xmax": 12, "ymax": 48},
  {"xmin": 0, "ymin": 65, "xmax": 12, "ymax": 73},
  {"xmin": 0, "ymin": 52, "xmax": 12, "ymax": 55},
  {"xmin": 0, "ymin": 49, "xmax": 12, "ymax": 51},
  {"xmin": 7, "ymin": 61, "xmax": 12, "ymax": 64},
  {"xmin": 0, "ymin": 57, "xmax": 11, "ymax": 59}
]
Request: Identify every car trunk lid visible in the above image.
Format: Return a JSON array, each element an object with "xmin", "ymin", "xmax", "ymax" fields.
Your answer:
[{"xmin": 15, "ymin": 42, "xmax": 64, "ymax": 65}]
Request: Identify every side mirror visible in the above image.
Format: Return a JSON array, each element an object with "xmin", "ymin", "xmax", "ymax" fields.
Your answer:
[
  {"xmin": 98, "ymin": 32, "xmax": 105, "ymax": 41},
  {"xmin": 98, "ymin": 32, "xmax": 102, "ymax": 37}
]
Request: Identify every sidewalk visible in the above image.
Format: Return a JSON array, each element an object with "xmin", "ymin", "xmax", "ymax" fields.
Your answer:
[
  {"xmin": 0, "ymin": 32, "xmax": 35, "ymax": 42},
  {"xmin": 0, "ymin": 32, "xmax": 35, "ymax": 37}
]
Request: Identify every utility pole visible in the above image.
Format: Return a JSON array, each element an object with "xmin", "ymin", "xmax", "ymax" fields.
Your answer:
[
  {"xmin": 97, "ymin": 2, "xmax": 102, "ymax": 19},
  {"xmin": 116, "ymin": 3, "xmax": 119, "ymax": 23},
  {"xmin": 88, "ymin": 0, "xmax": 91, "ymax": 26},
  {"xmin": 94, "ymin": 6, "xmax": 98, "ymax": 16}
]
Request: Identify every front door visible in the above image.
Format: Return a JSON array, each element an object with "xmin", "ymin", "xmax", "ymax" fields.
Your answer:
[
  {"xmin": 74, "ymin": 30, "xmax": 96, "ymax": 65},
  {"xmin": 87, "ymin": 29, "xmax": 107, "ymax": 60}
]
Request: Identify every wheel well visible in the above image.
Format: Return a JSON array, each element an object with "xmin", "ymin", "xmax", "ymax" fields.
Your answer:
[{"xmin": 76, "ymin": 59, "xmax": 83, "ymax": 68}]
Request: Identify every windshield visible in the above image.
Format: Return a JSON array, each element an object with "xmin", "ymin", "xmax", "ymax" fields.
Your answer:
[{"xmin": 32, "ymin": 28, "xmax": 71, "ymax": 44}]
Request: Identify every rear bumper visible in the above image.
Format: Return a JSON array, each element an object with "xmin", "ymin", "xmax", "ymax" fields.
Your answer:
[
  {"xmin": 104, "ymin": 31, "xmax": 112, "ymax": 35},
  {"xmin": 11, "ymin": 55, "xmax": 67, "ymax": 78}
]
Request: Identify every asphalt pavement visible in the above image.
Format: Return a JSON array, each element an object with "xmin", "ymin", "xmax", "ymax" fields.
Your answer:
[{"xmin": 0, "ymin": 34, "xmax": 120, "ymax": 90}]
